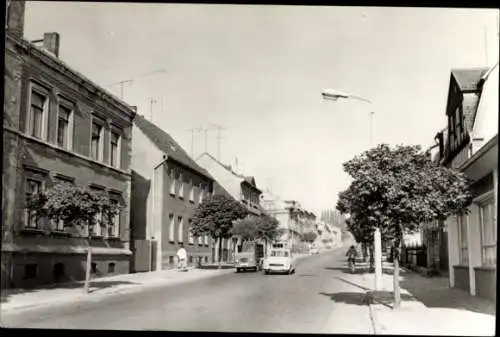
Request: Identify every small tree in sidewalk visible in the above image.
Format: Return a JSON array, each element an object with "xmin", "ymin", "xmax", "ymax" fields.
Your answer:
[
  {"xmin": 190, "ymin": 194, "xmax": 248, "ymax": 268},
  {"xmin": 27, "ymin": 183, "xmax": 122, "ymax": 293},
  {"xmin": 337, "ymin": 144, "xmax": 471, "ymax": 308}
]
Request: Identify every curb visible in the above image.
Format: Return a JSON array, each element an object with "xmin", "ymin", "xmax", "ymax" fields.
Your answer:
[{"xmin": 1, "ymin": 268, "xmax": 234, "ymax": 314}]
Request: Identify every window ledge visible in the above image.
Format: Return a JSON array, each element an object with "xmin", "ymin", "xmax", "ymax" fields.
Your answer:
[
  {"xmin": 51, "ymin": 231, "xmax": 72, "ymax": 237},
  {"xmin": 106, "ymin": 236, "xmax": 121, "ymax": 241},
  {"xmin": 473, "ymin": 266, "xmax": 496, "ymax": 271},
  {"xmin": 13, "ymin": 129, "xmax": 131, "ymax": 176},
  {"xmin": 20, "ymin": 228, "xmax": 46, "ymax": 235}
]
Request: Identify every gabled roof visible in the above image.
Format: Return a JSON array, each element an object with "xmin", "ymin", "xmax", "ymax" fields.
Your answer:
[
  {"xmin": 196, "ymin": 152, "xmax": 262, "ymax": 193},
  {"xmin": 451, "ymin": 67, "xmax": 489, "ymax": 91},
  {"xmin": 134, "ymin": 115, "xmax": 213, "ymax": 181}
]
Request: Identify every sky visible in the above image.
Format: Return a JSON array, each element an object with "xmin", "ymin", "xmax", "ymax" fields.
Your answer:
[{"xmin": 23, "ymin": 2, "xmax": 499, "ymax": 214}]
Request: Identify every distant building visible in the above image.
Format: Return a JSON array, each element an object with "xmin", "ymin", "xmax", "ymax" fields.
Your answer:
[
  {"xmin": 130, "ymin": 115, "xmax": 217, "ymax": 271},
  {"xmin": 2, "ymin": 0, "xmax": 136, "ymax": 288},
  {"xmin": 261, "ymin": 192, "xmax": 317, "ymax": 253},
  {"xmin": 437, "ymin": 64, "xmax": 498, "ymax": 300},
  {"xmin": 196, "ymin": 152, "xmax": 263, "ymax": 261}
]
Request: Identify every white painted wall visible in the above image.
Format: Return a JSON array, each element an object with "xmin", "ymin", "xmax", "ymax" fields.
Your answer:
[
  {"xmin": 472, "ymin": 65, "xmax": 499, "ymax": 153},
  {"xmin": 467, "ymin": 204, "xmax": 483, "ymax": 295},
  {"xmin": 447, "ymin": 216, "xmax": 460, "ymax": 287},
  {"xmin": 131, "ymin": 123, "xmax": 164, "ymax": 240}
]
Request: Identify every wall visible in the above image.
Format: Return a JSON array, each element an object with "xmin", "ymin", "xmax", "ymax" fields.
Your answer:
[
  {"xmin": 472, "ymin": 65, "xmax": 499, "ymax": 151},
  {"xmin": 3, "ymin": 28, "xmax": 134, "ymax": 288},
  {"xmin": 159, "ymin": 161, "xmax": 212, "ymax": 269}
]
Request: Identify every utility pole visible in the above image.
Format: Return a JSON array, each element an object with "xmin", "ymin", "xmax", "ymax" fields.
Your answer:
[
  {"xmin": 149, "ymin": 98, "xmax": 157, "ymax": 121},
  {"xmin": 108, "ymin": 79, "xmax": 133, "ymax": 100},
  {"xmin": 186, "ymin": 127, "xmax": 203, "ymax": 158},
  {"xmin": 211, "ymin": 124, "xmax": 227, "ymax": 161}
]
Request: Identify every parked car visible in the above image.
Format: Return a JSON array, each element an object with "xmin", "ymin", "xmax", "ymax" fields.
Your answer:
[
  {"xmin": 235, "ymin": 241, "xmax": 264, "ymax": 272},
  {"xmin": 263, "ymin": 249, "xmax": 296, "ymax": 275},
  {"xmin": 310, "ymin": 248, "xmax": 319, "ymax": 254}
]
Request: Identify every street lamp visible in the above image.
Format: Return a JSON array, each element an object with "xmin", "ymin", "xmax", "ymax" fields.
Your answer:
[{"xmin": 321, "ymin": 88, "xmax": 382, "ymax": 291}]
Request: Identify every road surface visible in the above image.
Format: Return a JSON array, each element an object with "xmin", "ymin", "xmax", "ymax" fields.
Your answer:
[{"xmin": 1, "ymin": 247, "xmax": 368, "ymax": 333}]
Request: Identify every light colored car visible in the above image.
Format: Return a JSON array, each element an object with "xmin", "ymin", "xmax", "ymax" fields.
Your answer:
[
  {"xmin": 263, "ymin": 249, "xmax": 296, "ymax": 275},
  {"xmin": 310, "ymin": 248, "xmax": 319, "ymax": 254}
]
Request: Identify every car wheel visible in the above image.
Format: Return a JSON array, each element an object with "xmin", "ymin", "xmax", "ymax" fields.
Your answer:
[
  {"xmin": 264, "ymin": 270, "xmax": 269, "ymax": 275},
  {"xmin": 236, "ymin": 268, "xmax": 240, "ymax": 273}
]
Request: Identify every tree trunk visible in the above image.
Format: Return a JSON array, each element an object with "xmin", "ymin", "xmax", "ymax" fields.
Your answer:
[
  {"xmin": 362, "ymin": 242, "xmax": 367, "ymax": 262},
  {"xmin": 369, "ymin": 242, "xmax": 375, "ymax": 271},
  {"xmin": 393, "ymin": 228, "xmax": 403, "ymax": 309},
  {"xmin": 84, "ymin": 237, "xmax": 92, "ymax": 294},
  {"xmin": 218, "ymin": 237, "xmax": 222, "ymax": 269}
]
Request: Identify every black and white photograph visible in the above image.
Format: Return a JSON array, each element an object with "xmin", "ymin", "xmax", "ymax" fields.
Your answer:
[{"xmin": 2, "ymin": 1, "xmax": 498, "ymax": 334}]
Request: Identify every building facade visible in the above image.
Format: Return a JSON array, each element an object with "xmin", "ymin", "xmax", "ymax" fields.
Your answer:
[
  {"xmin": 196, "ymin": 152, "xmax": 263, "ymax": 261},
  {"xmin": 2, "ymin": 1, "xmax": 136, "ymax": 288},
  {"xmin": 130, "ymin": 115, "xmax": 215, "ymax": 271},
  {"xmin": 438, "ymin": 64, "xmax": 498, "ymax": 300},
  {"xmin": 261, "ymin": 191, "xmax": 318, "ymax": 253}
]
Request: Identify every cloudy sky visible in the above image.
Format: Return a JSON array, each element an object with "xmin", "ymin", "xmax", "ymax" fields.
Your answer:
[{"xmin": 24, "ymin": 3, "xmax": 499, "ymax": 214}]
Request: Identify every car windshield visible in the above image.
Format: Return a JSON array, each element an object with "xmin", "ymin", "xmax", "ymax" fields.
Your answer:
[{"xmin": 270, "ymin": 251, "xmax": 289, "ymax": 257}]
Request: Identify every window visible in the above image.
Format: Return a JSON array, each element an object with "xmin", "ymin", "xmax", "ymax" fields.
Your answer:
[
  {"xmin": 458, "ymin": 214, "xmax": 468, "ymax": 265},
  {"xmin": 57, "ymin": 104, "xmax": 72, "ymax": 149},
  {"xmin": 169, "ymin": 169, "xmax": 176, "ymax": 196},
  {"xmin": 91, "ymin": 263, "xmax": 98, "ymax": 274},
  {"xmin": 178, "ymin": 216, "xmax": 184, "ymax": 243},
  {"xmin": 168, "ymin": 214, "xmax": 175, "ymax": 242},
  {"xmin": 169, "ymin": 256, "xmax": 174, "ymax": 264},
  {"xmin": 178, "ymin": 174, "xmax": 184, "ymax": 199},
  {"xmin": 110, "ymin": 131, "xmax": 120, "ymax": 168},
  {"xmin": 29, "ymin": 90, "xmax": 46, "ymax": 139},
  {"xmin": 205, "ymin": 256, "xmax": 208, "ymax": 263},
  {"xmin": 197, "ymin": 235, "xmax": 203, "ymax": 245},
  {"xmin": 91, "ymin": 122, "xmax": 103, "ymax": 161},
  {"xmin": 188, "ymin": 220, "xmax": 194, "ymax": 244},
  {"xmin": 189, "ymin": 256, "xmax": 193, "ymax": 264},
  {"xmin": 198, "ymin": 186, "xmax": 204, "ymax": 204},
  {"xmin": 480, "ymin": 199, "xmax": 496, "ymax": 266},
  {"xmin": 108, "ymin": 199, "xmax": 120, "ymax": 237},
  {"xmin": 108, "ymin": 262, "xmax": 116, "ymax": 273},
  {"xmin": 92, "ymin": 210, "xmax": 103, "ymax": 236},
  {"xmin": 204, "ymin": 235, "xmax": 208, "ymax": 246},
  {"xmin": 189, "ymin": 180, "xmax": 194, "ymax": 202},
  {"xmin": 25, "ymin": 178, "xmax": 42, "ymax": 228},
  {"xmin": 24, "ymin": 264, "xmax": 38, "ymax": 279}
]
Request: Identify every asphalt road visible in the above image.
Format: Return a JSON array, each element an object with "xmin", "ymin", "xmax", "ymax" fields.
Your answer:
[{"xmin": 1, "ymin": 248, "xmax": 364, "ymax": 333}]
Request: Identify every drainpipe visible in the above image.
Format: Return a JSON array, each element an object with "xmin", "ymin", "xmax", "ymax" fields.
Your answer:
[{"xmin": 151, "ymin": 155, "xmax": 168, "ymax": 272}]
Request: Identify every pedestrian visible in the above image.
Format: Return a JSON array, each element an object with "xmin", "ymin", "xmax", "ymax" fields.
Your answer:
[{"xmin": 176, "ymin": 243, "xmax": 188, "ymax": 272}]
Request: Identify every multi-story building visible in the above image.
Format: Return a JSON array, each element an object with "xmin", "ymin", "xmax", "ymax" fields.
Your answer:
[
  {"xmin": 130, "ymin": 115, "xmax": 218, "ymax": 271},
  {"xmin": 2, "ymin": 1, "xmax": 136, "ymax": 288},
  {"xmin": 437, "ymin": 64, "xmax": 498, "ymax": 300},
  {"xmin": 196, "ymin": 152, "xmax": 263, "ymax": 260},
  {"xmin": 261, "ymin": 191, "xmax": 317, "ymax": 253}
]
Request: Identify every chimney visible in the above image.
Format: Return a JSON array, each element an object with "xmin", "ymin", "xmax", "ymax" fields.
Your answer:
[
  {"xmin": 43, "ymin": 32, "xmax": 60, "ymax": 57},
  {"xmin": 6, "ymin": 0, "xmax": 26, "ymax": 38}
]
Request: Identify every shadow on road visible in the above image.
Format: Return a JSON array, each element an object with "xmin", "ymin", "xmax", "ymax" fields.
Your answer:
[
  {"xmin": 1, "ymin": 280, "xmax": 140, "ymax": 303},
  {"xmin": 319, "ymin": 292, "xmax": 370, "ymax": 306}
]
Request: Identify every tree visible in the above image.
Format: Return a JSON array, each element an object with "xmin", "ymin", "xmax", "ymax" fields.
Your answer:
[
  {"xmin": 190, "ymin": 194, "xmax": 248, "ymax": 267},
  {"xmin": 231, "ymin": 216, "xmax": 259, "ymax": 243},
  {"xmin": 27, "ymin": 183, "xmax": 122, "ymax": 293},
  {"xmin": 256, "ymin": 213, "xmax": 283, "ymax": 243},
  {"xmin": 301, "ymin": 231, "xmax": 318, "ymax": 243},
  {"xmin": 336, "ymin": 144, "xmax": 471, "ymax": 308}
]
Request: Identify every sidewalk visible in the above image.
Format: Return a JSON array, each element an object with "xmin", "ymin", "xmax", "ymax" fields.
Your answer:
[
  {"xmin": 359, "ymin": 262, "xmax": 496, "ymax": 336},
  {"xmin": 1, "ymin": 266, "xmax": 234, "ymax": 313}
]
